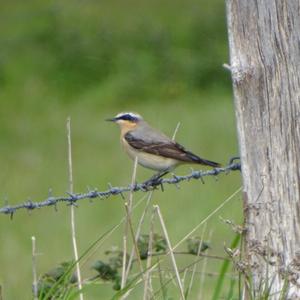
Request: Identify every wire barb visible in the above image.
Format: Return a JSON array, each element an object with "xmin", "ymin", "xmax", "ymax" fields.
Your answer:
[{"xmin": 0, "ymin": 161, "xmax": 241, "ymax": 215}]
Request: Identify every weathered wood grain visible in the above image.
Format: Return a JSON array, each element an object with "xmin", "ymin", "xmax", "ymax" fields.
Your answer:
[{"xmin": 226, "ymin": 0, "xmax": 300, "ymax": 298}]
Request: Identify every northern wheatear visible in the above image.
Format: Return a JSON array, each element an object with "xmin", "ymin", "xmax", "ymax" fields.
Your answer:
[{"xmin": 107, "ymin": 112, "xmax": 220, "ymax": 178}]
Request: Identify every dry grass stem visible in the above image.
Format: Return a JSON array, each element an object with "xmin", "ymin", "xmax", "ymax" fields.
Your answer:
[
  {"xmin": 173, "ymin": 187, "xmax": 242, "ymax": 250},
  {"xmin": 172, "ymin": 122, "xmax": 181, "ymax": 141},
  {"xmin": 143, "ymin": 205, "xmax": 156, "ymax": 300},
  {"xmin": 80, "ymin": 193, "xmax": 149, "ymax": 268},
  {"xmin": 125, "ymin": 191, "xmax": 154, "ymax": 279},
  {"xmin": 197, "ymin": 230, "xmax": 213, "ymax": 300},
  {"xmin": 121, "ymin": 235, "xmax": 128, "ymax": 289},
  {"xmin": 149, "ymin": 251, "xmax": 228, "ymax": 261},
  {"xmin": 122, "ymin": 156, "xmax": 144, "ymax": 291},
  {"xmin": 155, "ymin": 205, "xmax": 186, "ymax": 300},
  {"xmin": 124, "ymin": 202, "xmax": 144, "ymax": 275},
  {"xmin": 128, "ymin": 156, "xmax": 138, "ymax": 211},
  {"xmin": 186, "ymin": 223, "xmax": 207, "ymax": 297},
  {"xmin": 144, "ymin": 189, "xmax": 241, "ymax": 299},
  {"xmin": 31, "ymin": 236, "xmax": 38, "ymax": 300},
  {"xmin": 182, "ymin": 268, "xmax": 189, "ymax": 295},
  {"xmin": 67, "ymin": 117, "xmax": 83, "ymax": 300}
]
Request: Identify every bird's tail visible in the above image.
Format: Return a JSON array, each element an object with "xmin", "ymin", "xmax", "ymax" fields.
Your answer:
[{"xmin": 187, "ymin": 151, "xmax": 221, "ymax": 168}]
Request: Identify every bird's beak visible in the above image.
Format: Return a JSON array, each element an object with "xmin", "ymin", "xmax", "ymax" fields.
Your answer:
[{"xmin": 105, "ymin": 117, "xmax": 117, "ymax": 122}]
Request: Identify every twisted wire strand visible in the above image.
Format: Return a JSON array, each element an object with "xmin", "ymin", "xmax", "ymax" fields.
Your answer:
[{"xmin": 0, "ymin": 161, "xmax": 241, "ymax": 216}]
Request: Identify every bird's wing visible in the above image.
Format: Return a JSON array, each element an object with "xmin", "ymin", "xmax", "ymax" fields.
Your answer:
[
  {"xmin": 124, "ymin": 131, "xmax": 196, "ymax": 162},
  {"xmin": 125, "ymin": 129, "xmax": 220, "ymax": 167}
]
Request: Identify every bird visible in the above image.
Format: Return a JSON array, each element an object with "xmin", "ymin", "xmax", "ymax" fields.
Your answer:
[{"xmin": 106, "ymin": 112, "xmax": 220, "ymax": 180}]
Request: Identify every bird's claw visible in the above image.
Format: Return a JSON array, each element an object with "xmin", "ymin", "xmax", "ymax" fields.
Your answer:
[{"xmin": 142, "ymin": 176, "xmax": 163, "ymax": 188}]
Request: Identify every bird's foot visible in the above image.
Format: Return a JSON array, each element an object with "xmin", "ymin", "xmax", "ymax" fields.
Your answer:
[{"xmin": 142, "ymin": 171, "xmax": 169, "ymax": 189}]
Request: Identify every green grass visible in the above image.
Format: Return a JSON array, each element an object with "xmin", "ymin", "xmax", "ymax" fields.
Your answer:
[
  {"xmin": 212, "ymin": 233, "xmax": 241, "ymax": 300},
  {"xmin": 0, "ymin": 95, "xmax": 242, "ymax": 299},
  {"xmin": 0, "ymin": 0, "xmax": 242, "ymax": 299}
]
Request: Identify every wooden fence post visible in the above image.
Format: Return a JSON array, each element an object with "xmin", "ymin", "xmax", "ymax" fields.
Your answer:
[{"xmin": 226, "ymin": 1, "xmax": 300, "ymax": 298}]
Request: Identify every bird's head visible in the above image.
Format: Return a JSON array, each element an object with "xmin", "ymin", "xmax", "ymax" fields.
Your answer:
[{"xmin": 106, "ymin": 112, "xmax": 143, "ymax": 131}]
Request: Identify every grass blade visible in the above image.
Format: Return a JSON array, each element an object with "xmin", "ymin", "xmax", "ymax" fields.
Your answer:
[{"xmin": 211, "ymin": 233, "xmax": 240, "ymax": 300}]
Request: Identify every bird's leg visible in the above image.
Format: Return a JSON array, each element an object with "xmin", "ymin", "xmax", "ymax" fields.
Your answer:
[
  {"xmin": 143, "ymin": 170, "xmax": 169, "ymax": 187},
  {"xmin": 152, "ymin": 170, "xmax": 169, "ymax": 181}
]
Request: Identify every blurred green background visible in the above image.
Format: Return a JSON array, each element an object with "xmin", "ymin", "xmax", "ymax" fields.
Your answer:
[{"xmin": 0, "ymin": 0, "xmax": 242, "ymax": 299}]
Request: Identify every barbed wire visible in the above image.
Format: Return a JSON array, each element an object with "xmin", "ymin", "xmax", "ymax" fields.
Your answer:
[{"xmin": 0, "ymin": 159, "xmax": 241, "ymax": 216}]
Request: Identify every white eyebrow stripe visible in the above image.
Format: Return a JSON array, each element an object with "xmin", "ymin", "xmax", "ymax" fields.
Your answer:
[{"xmin": 115, "ymin": 112, "xmax": 142, "ymax": 120}]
